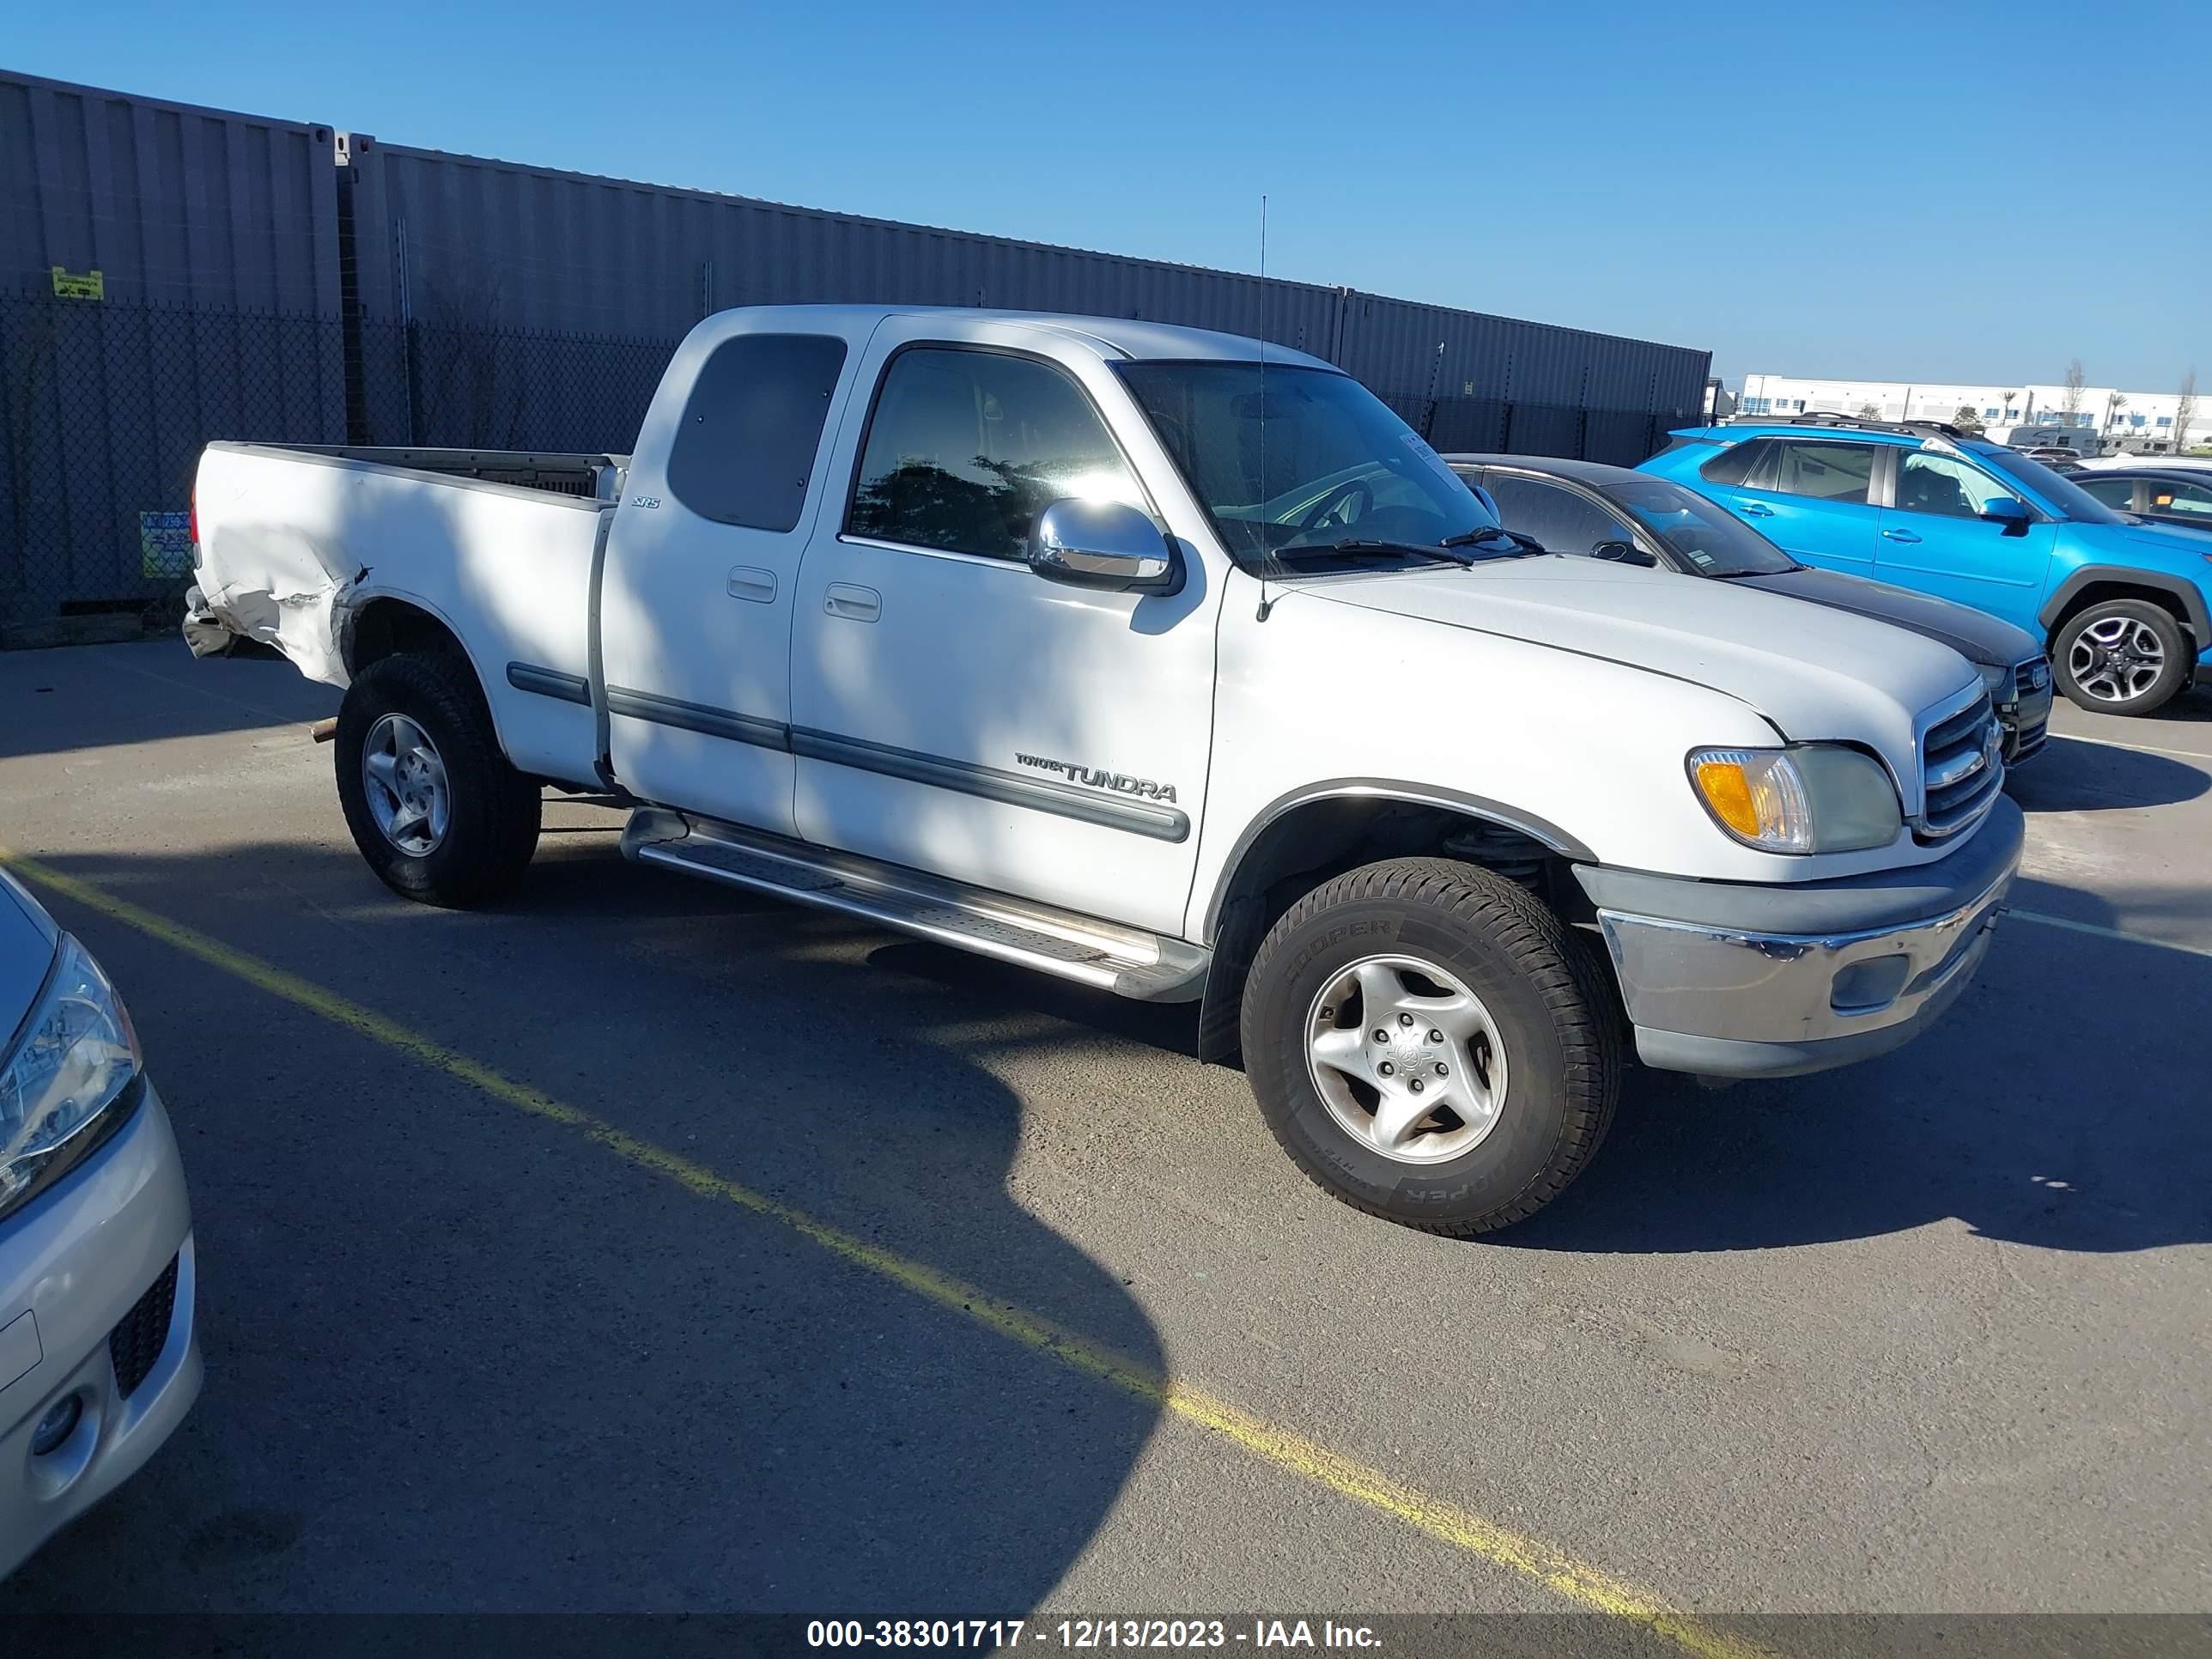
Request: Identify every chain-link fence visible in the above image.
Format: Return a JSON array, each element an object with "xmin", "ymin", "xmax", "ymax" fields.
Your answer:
[
  {"xmin": 0, "ymin": 293, "xmax": 681, "ymax": 630},
  {"xmin": 2, "ymin": 295, "xmax": 349, "ymax": 628},
  {"xmin": 1, "ymin": 290, "xmax": 1698, "ymax": 633},
  {"xmin": 355, "ymin": 318, "xmax": 675, "ymax": 453},
  {"xmin": 1375, "ymin": 393, "xmax": 1689, "ymax": 469}
]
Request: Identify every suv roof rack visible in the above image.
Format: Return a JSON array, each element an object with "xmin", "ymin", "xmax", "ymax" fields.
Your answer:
[{"xmin": 1779, "ymin": 412, "xmax": 1971, "ymax": 441}]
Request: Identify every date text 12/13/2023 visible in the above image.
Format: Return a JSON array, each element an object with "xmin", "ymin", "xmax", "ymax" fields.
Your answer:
[{"xmin": 805, "ymin": 1620, "xmax": 1382, "ymax": 1649}]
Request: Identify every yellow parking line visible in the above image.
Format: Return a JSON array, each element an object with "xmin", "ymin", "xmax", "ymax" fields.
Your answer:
[
  {"xmin": 0, "ymin": 845, "xmax": 1771, "ymax": 1659},
  {"xmin": 2008, "ymin": 908, "xmax": 2212, "ymax": 961}
]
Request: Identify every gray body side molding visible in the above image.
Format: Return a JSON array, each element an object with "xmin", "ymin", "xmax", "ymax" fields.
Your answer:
[{"xmin": 503, "ymin": 667, "xmax": 1189, "ymax": 842}]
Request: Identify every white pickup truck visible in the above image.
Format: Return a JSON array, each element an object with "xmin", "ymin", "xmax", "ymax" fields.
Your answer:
[{"xmin": 186, "ymin": 305, "xmax": 2022, "ymax": 1235}]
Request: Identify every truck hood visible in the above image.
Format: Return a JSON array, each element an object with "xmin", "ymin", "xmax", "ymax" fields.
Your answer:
[{"xmin": 1298, "ymin": 554, "xmax": 1981, "ymax": 744}]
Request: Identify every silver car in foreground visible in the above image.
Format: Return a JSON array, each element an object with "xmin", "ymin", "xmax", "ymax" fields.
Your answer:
[{"xmin": 1, "ymin": 868, "xmax": 199, "ymax": 1579}]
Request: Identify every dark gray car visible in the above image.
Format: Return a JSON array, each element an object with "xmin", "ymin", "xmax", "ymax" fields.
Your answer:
[
  {"xmin": 2068, "ymin": 467, "xmax": 2212, "ymax": 538},
  {"xmin": 1449, "ymin": 454, "xmax": 2052, "ymax": 763}
]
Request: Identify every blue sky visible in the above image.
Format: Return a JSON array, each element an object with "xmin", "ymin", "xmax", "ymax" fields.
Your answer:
[{"xmin": 12, "ymin": 1, "xmax": 2208, "ymax": 389}]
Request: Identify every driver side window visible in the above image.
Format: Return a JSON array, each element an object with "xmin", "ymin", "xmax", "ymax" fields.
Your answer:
[
  {"xmin": 1484, "ymin": 476, "xmax": 1633, "ymax": 554},
  {"xmin": 848, "ymin": 348, "xmax": 1145, "ymax": 561},
  {"xmin": 1896, "ymin": 453, "xmax": 2019, "ymax": 521}
]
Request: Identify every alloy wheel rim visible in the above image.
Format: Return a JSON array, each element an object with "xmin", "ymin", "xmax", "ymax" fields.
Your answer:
[
  {"xmin": 2069, "ymin": 617, "xmax": 2166, "ymax": 703},
  {"xmin": 1304, "ymin": 954, "xmax": 1508, "ymax": 1164},
  {"xmin": 362, "ymin": 713, "xmax": 451, "ymax": 856}
]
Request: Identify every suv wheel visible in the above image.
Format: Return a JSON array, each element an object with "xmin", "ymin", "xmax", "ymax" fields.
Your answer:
[
  {"xmin": 335, "ymin": 652, "xmax": 542, "ymax": 907},
  {"xmin": 2052, "ymin": 599, "xmax": 2189, "ymax": 714},
  {"xmin": 1240, "ymin": 858, "xmax": 1620, "ymax": 1237}
]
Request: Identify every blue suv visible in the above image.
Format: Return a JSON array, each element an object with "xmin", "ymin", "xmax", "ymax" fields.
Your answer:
[{"xmin": 1641, "ymin": 418, "xmax": 2212, "ymax": 715}]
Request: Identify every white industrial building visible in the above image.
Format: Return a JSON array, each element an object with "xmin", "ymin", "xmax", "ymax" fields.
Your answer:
[{"xmin": 1736, "ymin": 374, "xmax": 2209, "ymax": 453}]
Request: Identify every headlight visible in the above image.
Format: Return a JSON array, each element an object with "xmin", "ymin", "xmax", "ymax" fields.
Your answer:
[
  {"xmin": 1978, "ymin": 660, "xmax": 2013, "ymax": 699},
  {"xmin": 1688, "ymin": 745, "xmax": 1902, "ymax": 854},
  {"xmin": 0, "ymin": 936, "xmax": 143, "ymax": 1222}
]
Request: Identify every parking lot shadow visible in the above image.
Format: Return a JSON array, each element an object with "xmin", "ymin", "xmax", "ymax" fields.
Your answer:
[
  {"xmin": 1499, "ymin": 873, "xmax": 2212, "ymax": 1255},
  {"xmin": 0, "ymin": 836, "xmax": 1164, "ymax": 1614},
  {"xmin": 0, "ymin": 638, "xmax": 337, "ymax": 762},
  {"xmin": 2134, "ymin": 683, "xmax": 2212, "ymax": 726},
  {"xmin": 2006, "ymin": 736, "xmax": 2209, "ymax": 811}
]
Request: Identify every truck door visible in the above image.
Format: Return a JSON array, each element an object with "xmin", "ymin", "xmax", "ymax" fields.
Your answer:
[
  {"xmin": 598, "ymin": 320, "xmax": 862, "ymax": 832},
  {"xmin": 787, "ymin": 323, "xmax": 1222, "ymax": 937}
]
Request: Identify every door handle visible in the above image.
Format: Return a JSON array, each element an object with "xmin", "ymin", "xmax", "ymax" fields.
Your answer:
[
  {"xmin": 1735, "ymin": 499, "xmax": 1775, "ymax": 518},
  {"xmin": 824, "ymin": 583, "xmax": 881, "ymax": 623},
  {"xmin": 1881, "ymin": 528, "xmax": 1922, "ymax": 544},
  {"xmin": 726, "ymin": 566, "xmax": 778, "ymax": 604}
]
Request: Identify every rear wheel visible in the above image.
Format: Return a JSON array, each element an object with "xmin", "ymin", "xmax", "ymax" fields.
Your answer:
[
  {"xmin": 2052, "ymin": 599, "xmax": 2190, "ymax": 714},
  {"xmin": 1240, "ymin": 858, "xmax": 1620, "ymax": 1236},
  {"xmin": 335, "ymin": 653, "xmax": 541, "ymax": 907}
]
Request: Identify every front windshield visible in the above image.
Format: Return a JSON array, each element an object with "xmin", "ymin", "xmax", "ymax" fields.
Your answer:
[
  {"xmin": 1973, "ymin": 445, "xmax": 2127, "ymax": 525},
  {"xmin": 1603, "ymin": 477, "xmax": 1799, "ymax": 576},
  {"xmin": 1115, "ymin": 362, "xmax": 1502, "ymax": 568}
]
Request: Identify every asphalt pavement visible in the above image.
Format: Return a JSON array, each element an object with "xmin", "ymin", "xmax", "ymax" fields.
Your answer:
[{"xmin": 1, "ymin": 640, "xmax": 2207, "ymax": 1642}]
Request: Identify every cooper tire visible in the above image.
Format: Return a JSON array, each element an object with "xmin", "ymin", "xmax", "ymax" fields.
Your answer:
[
  {"xmin": 1241, "ymin": 858, "xmax": 1620, "ymax": 1236},
  {"xmin": 2052, "ymin": 599, "xmax": 2189, "ymax": 715},
  {"xmin": 335, "ymin": 652, "xmax": 541, "ymax": 908}
]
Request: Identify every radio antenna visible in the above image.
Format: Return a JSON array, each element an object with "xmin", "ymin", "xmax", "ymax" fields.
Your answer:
[{"xmin": 1255, "ymin": 193, "xmax": 1275, "ymax": 622}]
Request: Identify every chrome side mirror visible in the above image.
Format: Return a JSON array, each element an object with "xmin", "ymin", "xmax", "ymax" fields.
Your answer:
[{"xmin": 1027, "ymin": 499, "xmax": 1180, "ymax": 594}]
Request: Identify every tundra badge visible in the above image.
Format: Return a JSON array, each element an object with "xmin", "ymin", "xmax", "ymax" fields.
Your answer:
[{"xmin": 1015, "ymin": 753, "xmax": 1178, "ymax": 803}]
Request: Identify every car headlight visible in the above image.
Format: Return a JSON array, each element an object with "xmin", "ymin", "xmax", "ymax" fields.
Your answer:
[
  {"xmin": 0, "ymin": 936, "xmax": 143, "ymax": 1223},
  {"xmin": 1978, "ymin": 660, "xmax": 2014, "ymax": 699},
  {"xmin": 1688, "ymin": 745, "xmax": 1902, "ymax": 854}
]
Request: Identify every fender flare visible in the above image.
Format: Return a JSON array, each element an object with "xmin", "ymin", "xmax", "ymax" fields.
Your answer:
[
  {"xmin": 1190, "ymin": 781, "xmax": 1594, "ymax": 1067},
  {"xmin": 342, "ymin": 586, "xmax": 516, "ymax": 755},
  {"xmin": 2038, "ymin": 566, "xmax": 2210, "ymax": 644},
  {"xmin": 1198, "ymin": 779, "xmax": 1594, "ymax": 945}
]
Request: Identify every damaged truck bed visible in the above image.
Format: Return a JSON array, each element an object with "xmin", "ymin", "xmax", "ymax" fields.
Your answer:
[{"xmin": 185, "ymin": 443, "xmax": 626, "ymax": 784}]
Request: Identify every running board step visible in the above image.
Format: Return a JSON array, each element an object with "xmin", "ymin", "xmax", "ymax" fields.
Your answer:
[{"xmin": 620, "ymin": 808, "xmax": 1208, "ymax": 1003}]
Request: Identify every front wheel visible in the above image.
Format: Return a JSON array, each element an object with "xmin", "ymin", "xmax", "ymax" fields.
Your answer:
[
  {"xmin": 1240, "ymin": 858, "xmax": 1620, "ymax": 1237},
  {"xmin": 2052, "ymin": 599, "xmax": 2190, "ymax": 714},
  {"xmin": 335, "ymin": 652, "xmax": 542, "ymax": 907}
]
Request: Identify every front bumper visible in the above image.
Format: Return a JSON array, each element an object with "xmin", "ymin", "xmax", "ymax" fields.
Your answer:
[
  {"xmin": 1, "ymin": 1080, "xmax": 201, "ymax": 1581},
  {"xmin": 1576, "ymin": 798, "xmax": 2024, "ymax": 1079}
]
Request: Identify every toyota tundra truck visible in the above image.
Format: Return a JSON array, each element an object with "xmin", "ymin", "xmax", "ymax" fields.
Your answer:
[{"xmin": 183, "ymin": 306, "xmax": 2023, "ymax": 1235}]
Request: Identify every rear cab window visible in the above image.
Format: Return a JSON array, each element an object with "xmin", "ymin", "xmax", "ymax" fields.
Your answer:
[{"xmin": 666, "ymin": 333, "xmax": 849, "ymax": 532}]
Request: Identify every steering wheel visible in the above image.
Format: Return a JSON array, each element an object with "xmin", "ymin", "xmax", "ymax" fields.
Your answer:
[{"xmin": 1296, "ymin": 479, "xmax": 1373, "ymax": 537}]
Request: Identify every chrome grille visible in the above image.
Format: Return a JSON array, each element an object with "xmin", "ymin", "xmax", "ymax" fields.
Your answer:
[
  {"xmin": 2005, "ymin": 657, "xmax": 2052, "ymax": 762},
  {"xmin": 1919, "ymin": 690, "xmax": 2004, "ymax": 839}
]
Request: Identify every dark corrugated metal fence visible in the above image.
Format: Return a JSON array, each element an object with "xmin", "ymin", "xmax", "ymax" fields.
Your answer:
[{"xmin": 0, "ymin": 68, "xmax": 1710, "ymax": 629}]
